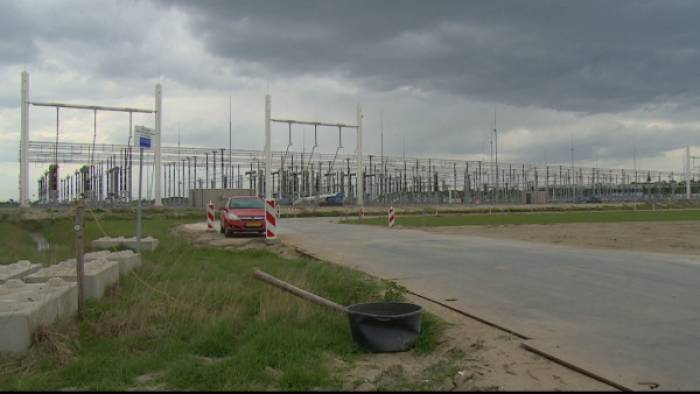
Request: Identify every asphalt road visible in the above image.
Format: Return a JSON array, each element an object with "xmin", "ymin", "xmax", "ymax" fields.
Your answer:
[{"xmin": 278, "ymin": 217, "xmax": 700, "ymax": 390}]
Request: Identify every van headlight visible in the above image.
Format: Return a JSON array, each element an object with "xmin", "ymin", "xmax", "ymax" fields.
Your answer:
[{"xmin": 228, "ymin": 212, "xmax": 240, "ymax": 220}]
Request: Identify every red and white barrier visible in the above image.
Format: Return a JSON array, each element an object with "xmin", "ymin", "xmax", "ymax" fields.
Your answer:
[
  {"xmin": 207, "ymin": 200, "xmax": 215, "ymax": 231},
  {"xmin": 265, "ymin": 199, "xmax": 278, "ymax": 239},
  {"xmin": 388, "ymin": 206, "xmax": 395, "ymax": 227}
]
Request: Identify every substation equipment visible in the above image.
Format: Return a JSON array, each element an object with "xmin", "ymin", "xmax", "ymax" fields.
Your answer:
[
  {"xmin": 20, "ymin": 71, "xmax": 163, "ymax": 207},
  {"xmin": 21, "ymin": 71, "xmax": 698, "ymax": 208}
]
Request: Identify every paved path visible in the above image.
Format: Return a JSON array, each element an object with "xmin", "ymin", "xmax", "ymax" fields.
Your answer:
[{"xmin": 278, "ymin": 217, "xmax": 700, "ymax": 390}]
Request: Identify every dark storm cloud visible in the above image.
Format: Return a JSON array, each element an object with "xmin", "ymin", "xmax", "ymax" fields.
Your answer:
[
  {"xmin": 0, "ymin": 2, "xmax": 38, "ymax": 65},
  {"xmin": 171, "ymin": 0, "xmax": 700, "ymax": 114},
  {"xmin": 2, "ymin": 1, "xmax": 149, "ymax": 58},
  {"xmin": 0, "ymin": 1, "xmax": 173, "ymax": 85}
]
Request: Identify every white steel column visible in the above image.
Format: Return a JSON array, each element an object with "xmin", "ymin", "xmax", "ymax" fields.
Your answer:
[
  {"xmin": 356, "ymin": 103, "xmax": 364, "ymax": 206},
  {"xmin": 686, "ymin": 145, "xmax": 691, "ymax": 199},
  {"xmin": 265, "ymin": 94, "xmax": 272, "ymax": 199},
  {"xmin": 128, "ymin": 112, "xmax": 132, "ymax": 201},
  {"xmin": 20, "ymin": 71, "xmax": 29, "ymax": 207},
  {"xmin": 154, "ymin": 83, "xmax": 162, "ymax": 206}
]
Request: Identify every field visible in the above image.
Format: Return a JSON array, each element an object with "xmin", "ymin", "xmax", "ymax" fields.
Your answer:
[
  {"xmin": 343, "ymin": 208, "xmax": 700, "ymax": 256},
  {"xmin": 283, "ymin": 200, "xmax": 700, "ymax": 218},
  {"xmin": 346, "ymin": 208, "xmax": 700, "ymax": 227}
]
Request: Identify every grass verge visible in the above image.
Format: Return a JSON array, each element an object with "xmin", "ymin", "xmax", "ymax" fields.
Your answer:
[
  {"xmin": 0, "ymin": 214, "xmax": 443, "ymax": 391},
  {"xmin": 0, "ymin": 222, "xmax": 44, "ymax": 263}
]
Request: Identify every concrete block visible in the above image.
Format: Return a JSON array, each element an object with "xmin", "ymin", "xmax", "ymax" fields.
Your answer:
[
  {"xmin": 92, "ymin": 236, "xmax": 114, "ymax": 250},
  {"xmin": 107, "ymin": 250, "xmax": 142, "ymax": 276},
  {"xmin": 0, "ymin": 260, "xmax": 42, "ymax": 284},
  {"xmin": 123, "ymin": 236, "xmax": 159, "ymax": 252},
  {"xmin": 91, "ymin": 236, "xmax": 127, "ymax": 250},
  {"xmin": 59, "ymin": 250, "xmax": 114, "ymax": 266},
  {"xmin": 84, "ymin": 250, "xmax": 113, "ymax": 261},
  {"xmin": 0, "ymin": 278, "xmax": 77, "ymax": 353},
  {"xmin": 190, "ymin": 188, "xmax": 254, "ymax": 209},
  {"xmin": 24, "ymin": 259, "xmax": 120, "ymax": 300},
  {"xmin": 91, "ymin": 236, "xmax": 158, "ymax": 252},
  {"xmin": 62, "ymin": 250, "xmax": 141, "ymax": 278}
]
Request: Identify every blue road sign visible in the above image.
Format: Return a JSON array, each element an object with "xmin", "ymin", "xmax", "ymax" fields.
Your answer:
[{"xmin": 139, "ymin": 136, "xmax": 151, "ymax": 149}]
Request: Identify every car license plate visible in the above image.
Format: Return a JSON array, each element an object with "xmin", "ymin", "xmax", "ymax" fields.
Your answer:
[{"xmin": 245, "ymin": 221, "xmax": 262, "ymax": 228}]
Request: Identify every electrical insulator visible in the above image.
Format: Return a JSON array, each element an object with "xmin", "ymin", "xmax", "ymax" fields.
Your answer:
[{"xmin": 49, "ymin": 164, "xmax": 58, "ymax": 191}]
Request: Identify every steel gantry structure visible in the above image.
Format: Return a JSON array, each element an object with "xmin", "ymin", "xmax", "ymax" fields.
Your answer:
[
  {"xmin": 19, "ymin": 71, "xmax": 163, "ymax": 207},
  {"xmin": 20, "ymin": 72, "xmax": 695, "ymax": 207},
  {"xmin": 264, "ymin": 94, "xmax": 363, "ymax": 204}
]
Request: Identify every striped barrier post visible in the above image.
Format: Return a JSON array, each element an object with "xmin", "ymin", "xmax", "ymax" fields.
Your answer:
[
  {"xmin": 388, "ymin": 206, "xmax": 395, "ymax": 227},
  {"xmin": 207, "ymin": 200, "xmax": 215, "ymax": 232},
  {"xmin": 265, "ymin": 199, "xmax": 277, "ymax": 240}
]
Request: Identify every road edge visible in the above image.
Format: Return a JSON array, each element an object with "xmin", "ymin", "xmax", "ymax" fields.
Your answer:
[{"xmin": 282, "ymin": 238, "xmax": 629, "ymax": 392}]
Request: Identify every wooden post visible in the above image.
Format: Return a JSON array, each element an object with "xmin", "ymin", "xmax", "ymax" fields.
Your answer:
[
  {"xmin": 74, "ymin": 199, "xmax": 85, "ymax": 320},
  {"xmin": 254, "ymin": 269, "xmax": 346, "ymax": 314}
]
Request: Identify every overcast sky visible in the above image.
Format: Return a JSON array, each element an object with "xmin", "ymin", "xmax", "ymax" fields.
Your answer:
[{"xmin": 1, "ymin": 0, "xmax": 699, "ymax": 200}]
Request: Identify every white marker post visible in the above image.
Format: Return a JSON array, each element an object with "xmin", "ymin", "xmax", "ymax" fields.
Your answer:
[
  {"xmin": 154, "ymin": 84, "xmax": 163, "ymax": 206},
  {"xmin": 134, "ymin": 125, "xmax": 157, "ymax": 253},
  {"xmin": 265, "ymin": 94, "xmax": 272, "ymax": 200},
  {"xmin": 356, "ymin": 104, "xmax": 364, "ymax": 206},
  {"xmin": 686, "ymin": 146, "xmax": 691, "ymax": 200},
  {"xmin": 20, "ymin": 72, "xmax": 29, "ymax": 207}
]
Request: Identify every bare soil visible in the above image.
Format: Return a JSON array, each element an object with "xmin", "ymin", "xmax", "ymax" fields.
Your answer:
[
  {"xmin": 333, "ymin": 293, "xmax": 612, "ymax": 391},
  {"xmin": 178, "ymin": 221, "xmax": 613, "ymax": 391},
  {"xmin": 175, "ymin": 222, "xmax": 302, "ymax": 259},
  {"xmin": 422, "ymin": 221, "xmax": 700, "ymax": 256}
]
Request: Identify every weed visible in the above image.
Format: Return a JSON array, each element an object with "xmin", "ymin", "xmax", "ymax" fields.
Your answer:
[
  {"xmin": 382, "ymin": 281, "xmax": 407, "ymax": 302},
  {"xmin": 413, "ymin": 313, "xmax": 444, "ymax": 355}
]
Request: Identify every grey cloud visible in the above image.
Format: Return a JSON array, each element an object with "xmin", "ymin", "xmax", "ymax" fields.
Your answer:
[
  {"xmin": 0, "ymin": 2, "xmax": 38, "ymax": 65},
  {"xmin": 172, "ymin": 0, "xmax": 700, "ymax": 114},
  {"xmin": 0, "ymin": 0, "xmax": 176, "ymax": 86},
  {"xmin": 502, "ymin": 129, "xmax": 692, "ymax": 167},
  {"xmin": 2, "ymin": 0, "xmax": 148, "ymax": 62},
  {"xmin": 10, "ymin": 0, "xmax": 699, "ymax": 116}
]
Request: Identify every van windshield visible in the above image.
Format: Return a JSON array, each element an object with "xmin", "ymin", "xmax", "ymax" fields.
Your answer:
[{"xmin": 229, "ymin": 198, "xmax": 264, "ymax": 209}]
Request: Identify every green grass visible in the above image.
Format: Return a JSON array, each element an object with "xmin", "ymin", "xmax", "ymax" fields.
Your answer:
[
  {"xmin": 344, "ymin": 208, "xmax": 700, "ymax": 227},
  {"xmin": 0, "ymin": 222, "xmax": 44, "ymax": 264},
  {"xmin": 0, "ymin": 213, "xmax": 443, "ymax": 391}
]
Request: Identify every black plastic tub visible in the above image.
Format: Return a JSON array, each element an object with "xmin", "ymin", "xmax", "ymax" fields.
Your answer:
[
  {"xmin": 346, "ymin": 302, "xmax": 423, "ymax": 353},
  {"xmin": 254, "ymin": 269, "xmax": 425, "ymax": 353}
]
